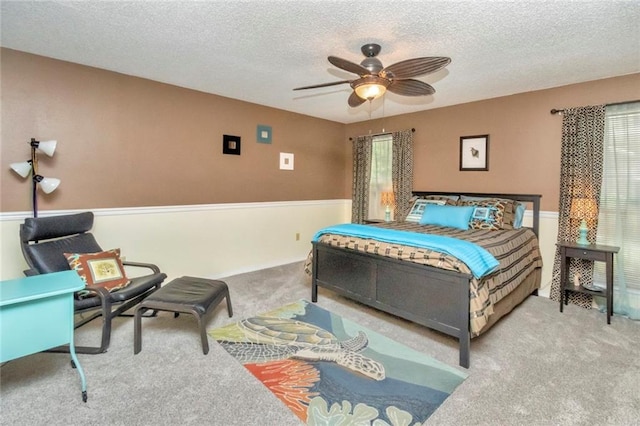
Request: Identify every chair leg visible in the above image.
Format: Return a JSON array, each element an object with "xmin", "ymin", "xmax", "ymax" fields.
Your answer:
[
  {"xmin": 76, "ymin": 294, "xmax": 113, "ymax": 354},
  {"xmin": 70, "ymin": 308, "xmax": 112, "ymax": 354},
  {"xmin": 134, "ymin": 306, "xmax": 147, "ymax": 355},
  {"xmin": 225, "ymin": 292, "xmax": 233, "ymax": 317},
  {"xmin": 48, "ymin": 302, "xmax": 113, "ymax": 355}
]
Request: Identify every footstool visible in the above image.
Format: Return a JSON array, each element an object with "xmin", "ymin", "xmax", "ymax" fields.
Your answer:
[{"xmin": 134, "ymin": 276, "xmax": 233, "ymax": 355}]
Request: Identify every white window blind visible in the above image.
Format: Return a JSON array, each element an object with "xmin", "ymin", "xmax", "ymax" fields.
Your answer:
[
  {"xmin": 368, "ymin": 134, "xmax": 393, "ymax": 220},
  {"xmin": 594, "ymin": 102, "xmax": 640, "ymax": 293}
]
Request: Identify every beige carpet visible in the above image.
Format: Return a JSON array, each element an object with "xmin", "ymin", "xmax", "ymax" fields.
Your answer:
[{"xmin": 1, "ymin": 262, "xmax": 639, "ymax": 425}]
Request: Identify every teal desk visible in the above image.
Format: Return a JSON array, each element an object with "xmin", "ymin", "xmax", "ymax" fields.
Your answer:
[{"xmin": 0, "ymin": 270, "xmax": 88, "ymax": 402}]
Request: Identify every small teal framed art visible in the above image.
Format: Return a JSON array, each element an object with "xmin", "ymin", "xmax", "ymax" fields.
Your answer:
[{"xmin": 257, "ymin": 125, "xmax": 272, "ymax": 144}]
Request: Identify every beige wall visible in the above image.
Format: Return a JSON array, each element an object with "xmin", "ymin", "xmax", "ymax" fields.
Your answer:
[
  {"xmin": 3, "ymin": 48, "xmax": 638, "ymax": 214},
  {"xmin": 1, "ymin": 47, "xmax": 638, "ymax": 286},
  {"xmin": 1, "ymin": 48, "xmax": 348, "ymax": 212},
  {"xmin": 345, "ymin": 74, "xmax": 640, "ymax": 211}
]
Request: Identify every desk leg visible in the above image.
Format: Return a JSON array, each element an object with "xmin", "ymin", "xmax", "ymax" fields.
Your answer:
[
  {"xmin": 69, "ymin": 342, "xmax": 87, "ymax": 402},
  {"xmin": 70, "ymin": 347, "xmax": 87, "ymax": 402},
  {"xmin": 68, "ymin": 299, "xmax": 87, "ymax": 402}
]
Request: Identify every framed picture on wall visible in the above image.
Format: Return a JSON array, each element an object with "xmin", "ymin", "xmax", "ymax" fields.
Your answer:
[
  {"xmin": 256, "ymin": 125, "xmax": 272, "ymax": 144},
  {"xmin": 460, "ymin": 134, "xmax": 489, "ymax": 171},
  {"xmin": 223, "ymin": 134, "xmax": 241, "ymax": 155}
]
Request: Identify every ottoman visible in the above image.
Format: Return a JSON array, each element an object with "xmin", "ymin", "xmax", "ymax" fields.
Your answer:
[{"xmin": 134, "ymin": 276, "xmax": 233, "ymax": 355}]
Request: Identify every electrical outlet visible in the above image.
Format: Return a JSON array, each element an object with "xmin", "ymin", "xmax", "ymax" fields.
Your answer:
[{"xmin": 295, "ymin": 232, "xmax": 300, "ymax": 241}]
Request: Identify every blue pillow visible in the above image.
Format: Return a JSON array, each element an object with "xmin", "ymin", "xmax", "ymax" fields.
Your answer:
[
  {"xmin": 419, "ymin": 205, "xmax": 475, "ymax": 230},
  {"xmin": 514, "ymin": 202, "xmax": 526, "ymax": 228}
]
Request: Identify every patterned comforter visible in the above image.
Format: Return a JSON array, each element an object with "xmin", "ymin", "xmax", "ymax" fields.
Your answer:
[{"xmin": 306, "ymin": 221, "xmax": 543, "ymax": 335}]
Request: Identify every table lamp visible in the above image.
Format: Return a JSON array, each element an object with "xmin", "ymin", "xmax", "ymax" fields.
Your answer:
[
  {"xmin": 380, "ymin": 191, "xmax": 395, "ymax": 222},
  {"xmin": 570, "ymin": 198, "xmax": 597, "ymax": 245}
]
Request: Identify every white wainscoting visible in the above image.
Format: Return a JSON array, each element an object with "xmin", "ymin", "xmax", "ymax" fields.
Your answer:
[
  {"xmin": 0, "ymin": 200, "xmax": 351, "ymax": 282},
  {"xmin": 524, "ymin": 211, "xmax": 559, "ymax": 297},
  {"xmin": 0, "ymin": 202, "xmax": 559, "ymax": 296}
]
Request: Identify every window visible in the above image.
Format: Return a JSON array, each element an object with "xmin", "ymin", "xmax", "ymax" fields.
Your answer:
[
  {"xmin": 594, "ymin": 102, "xmax": 640, "ymax": 297},
  {"xmin": 367, "ymin": 134, "xmax": 393, "ymax": 220}
]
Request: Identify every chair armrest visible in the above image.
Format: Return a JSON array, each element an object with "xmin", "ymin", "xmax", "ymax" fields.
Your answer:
[
  {"xmin": 23, "ymin": 269, "xmax": 40, "ymax": 277},
  {"xmin": 122, "ymin": 260, "xmax": 161, "ymax": 274},
  {"xmin": 83, "ymin": 285, "xmax": 111, "ymax": 297},
  {"xmin": 81, "ymin": 285, "xmax": 112, "ymax": 310}
]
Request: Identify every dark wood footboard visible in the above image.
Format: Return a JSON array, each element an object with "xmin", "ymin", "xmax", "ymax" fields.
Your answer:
[{"xmin": 312, "ymin": 242, "xmax": 473, "ymax": 367}]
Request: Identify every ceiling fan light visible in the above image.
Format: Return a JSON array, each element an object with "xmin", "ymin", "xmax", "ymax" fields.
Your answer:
[
  {"xmin": 353, "ymin": 76, "xmax": 390, "ymax": 101},
  {"xmin": 355, "ymin": 83, "xmax": 387, "ymax": 100},
  {"xmin": 10, "ymin": 161, "xmax": 32, "ymax": 178}
]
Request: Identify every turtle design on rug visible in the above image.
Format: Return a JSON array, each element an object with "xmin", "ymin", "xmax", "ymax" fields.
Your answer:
[
  {"xmin": 211, "ymin": 300, "xmax": 468, "ymax": 424},
  {"xmin": 216, "ymin": 316, "xmax": 386, "ymax": 381}
]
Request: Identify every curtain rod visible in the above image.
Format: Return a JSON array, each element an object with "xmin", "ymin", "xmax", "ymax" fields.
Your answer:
[
  {"xmin": 349, "ymin": 128, "xmax": 415, "ymax": 141},
  {"xmin": 550, "ymin": 99, "xmax": 640, "ymax": 115}
]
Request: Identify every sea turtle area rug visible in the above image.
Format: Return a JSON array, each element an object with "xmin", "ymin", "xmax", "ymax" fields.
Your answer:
[{"xmin": 209, "ymin": 300, "xmax": 468, "ymax": 425}]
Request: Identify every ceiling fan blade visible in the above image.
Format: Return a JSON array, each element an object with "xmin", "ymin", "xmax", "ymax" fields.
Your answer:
[
  {"xmin": 293, "ymin": 80, "xmax": 351, "ymax": 91},
  {"xmin": 348, "ymin": 91, "xmax": 367, "ymax": 107},
  {"xmin": 328, "ymin": 56, "xmax": 371, "ymax": 76},
  {"xmin": 387, "ymin": 79, "xmax": 436, "ymax": 96},
  {"xmin": 382, "ymin": 57, "xmax": 451, "ymax": 79}
]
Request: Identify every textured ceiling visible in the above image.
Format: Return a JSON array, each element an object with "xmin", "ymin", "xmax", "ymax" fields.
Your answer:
[{"xmin": 1, "ymin": 1, "xmax": 639, "ymax": 124}]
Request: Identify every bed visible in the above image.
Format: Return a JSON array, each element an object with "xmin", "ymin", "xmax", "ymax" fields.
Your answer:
[{"xmin": 310, "ymin": 191, "xmax": 542, "ymax": 368}]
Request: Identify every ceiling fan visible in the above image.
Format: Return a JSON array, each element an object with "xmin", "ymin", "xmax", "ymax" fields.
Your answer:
[{"xmin": 293, "ymin": 43, "xmax": 451, "ymax": 107}]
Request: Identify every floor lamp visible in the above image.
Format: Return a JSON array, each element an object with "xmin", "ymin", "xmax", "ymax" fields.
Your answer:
[{"xmin": 10, "ymin": 138, "xmax": 61, "ymax": 217}]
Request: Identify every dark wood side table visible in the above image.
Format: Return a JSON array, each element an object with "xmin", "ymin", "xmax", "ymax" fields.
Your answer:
[
  {"xmin": 557, "ymin": 241, "xmax": 620, "ymax": 324},
  {"xmin": 363, "ymin": 219, "xmax": 385, "ymax": 224}
]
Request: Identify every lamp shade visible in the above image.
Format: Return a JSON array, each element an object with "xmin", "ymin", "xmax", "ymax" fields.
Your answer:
[
  {"xmin": 380, "ymin": 191, "xmax": 395, "ymax": 206},
  {"xmin": 570, "ymin": 197, "xmax": 597, "ymax": 245},
  {"xmin": 570, "ymin": 198, "xmax": 598, "ymax": 220},
  {"xmin": 10, "ymin": 161, "xmax": 32, "ymax": 178},
  {"xmin": 36, "ymin": 140, "xmax": 57, "ymax": 157},
  {"xmin": 36, "ymin": 176, "xmax": 61, "ymax": 194}
]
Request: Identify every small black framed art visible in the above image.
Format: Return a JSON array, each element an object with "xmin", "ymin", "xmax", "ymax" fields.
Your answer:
[{"xmin": 223, "ymin": 134, "xmax": 241, "ymax": 155}]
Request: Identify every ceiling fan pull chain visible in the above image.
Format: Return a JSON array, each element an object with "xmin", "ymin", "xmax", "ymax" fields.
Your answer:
[{"xmin": 382, "ymin": 97, "xmax": 386, "ymax": 133}]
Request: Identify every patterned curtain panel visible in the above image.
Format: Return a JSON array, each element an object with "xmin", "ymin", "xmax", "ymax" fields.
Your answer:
[
  {"xmin": 391, "ymin": 129, "xmax": 414, "ymax": 220},
  {"xmin": 550, "ymin": 105, "xmax": 606, "ymax": 308},
  {"xmin": 351, "ymin": 135, "xmax": 372, "ymax": 223}
]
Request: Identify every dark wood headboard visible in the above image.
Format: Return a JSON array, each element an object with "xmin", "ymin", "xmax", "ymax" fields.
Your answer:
[{"xmin": 412, "ymin": 191, "xmax": 542, "ymax": 237}]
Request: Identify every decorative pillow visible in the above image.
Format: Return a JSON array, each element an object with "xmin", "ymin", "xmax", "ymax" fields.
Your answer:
[
  {"xmin": 403, "ymin": 195, "xmax": 458, "ymax": 221},
  {"xmin": 422, "ymin": 194, "xmax": 460, "ymax": 202},
  {"xmin": 458, "ymin": 198, "xmax": 517, "ymax": 230},
  {"xmin": 471, "ymin": 206, "xmax": 494, "ymax": 221},
  {"xmin": 64, "ymin": 248, "xmax": 131, "ymax": 292},
  {"xmin": 419, "ymin": 204, "xmax": 475, "ymax": 230},
  {"xmin": 513, "ymin": 202, "xmax": 526, "ymax": 228},
  {"xmin": 405, "ymin": 199, "xmax": 446, "ymax": 222}
]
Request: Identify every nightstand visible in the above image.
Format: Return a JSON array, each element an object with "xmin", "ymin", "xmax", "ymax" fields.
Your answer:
[
  {"xmin": 363, "ymin": 219, "xmax": 385, "ymax": 224},
  {"xmin": 557, "ymin": 241, "xmax": 620, "ymax": 324}
]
